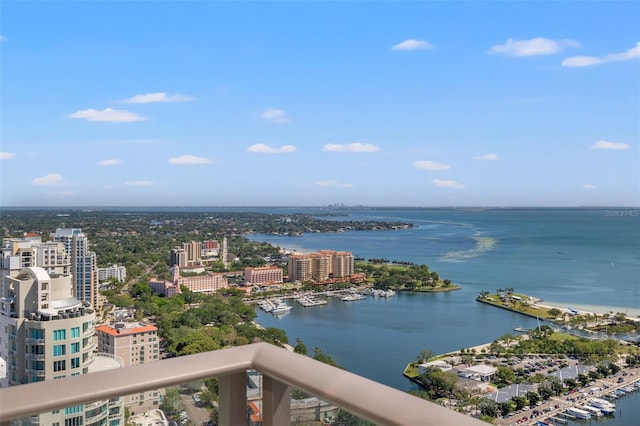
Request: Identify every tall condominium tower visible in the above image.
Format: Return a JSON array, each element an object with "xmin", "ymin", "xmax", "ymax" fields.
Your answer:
[
  {"xmin": 51, "ymin": 228, "xmax": 98, "ymax": 309},
  {"xmin": 0, "ymin": 267, "xmax": 123, "ymax": 425}
]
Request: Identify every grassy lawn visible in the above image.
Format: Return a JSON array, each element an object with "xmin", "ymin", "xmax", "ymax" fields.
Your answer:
[
  {"xmin": 404, "ymin": 363, "xmax": 419, "ymax": 379},
  {"xmin": 481, "ymin": 293, "xmax": 555, "ymax": 319}
]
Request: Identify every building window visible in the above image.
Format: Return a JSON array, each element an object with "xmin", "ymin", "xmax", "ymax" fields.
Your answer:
[
  {"xmin": 71, "ymin": 342, "xmax": 80, "ymax": 353},
  {"xmin": 53, "ymin": 344, "xmax": 66, "ymax": 356},
  {"xmin": 70, "ymin": 327, "xmax": 80, "ymax": 338},
  {"xmin": 64, "ymin": 415, "xmax": 83, "ymax": 426},
  {"xmin": 64, "ymin": 405, "xmax": 83, "ymax": 415},
  {"xmin": 53, "ymin": 329, "xmax": 66, "ymax": 341},
  {"xmin": 71, "ymin": 357, "xmax": 80, "ymax": 369},
  {"xmin": 53, "ymin": 360, "xmax": 66, "ymax": 372}
]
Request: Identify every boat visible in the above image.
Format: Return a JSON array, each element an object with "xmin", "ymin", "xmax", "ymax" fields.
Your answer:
[
  {"xmin": 566, "ymin": 407, "xmax": 591, "ymax": 420},
  {"xmin": 271, "ymin": 300, "xmax": 293, "ymax": 314},
  {"xmin": 257, "ymin": 300, "xmax": 275, "ymax": 312},
  {"xmin": 588, "ymin": 397, "xmax": 615, "ymax": 410},
  {"xmin": 514, "ymin": 326, "xmax": 527, "ymax": 332},
  {"xmin": 371, "ymin": 289, "xmax": 396, "ymax": 297},
  {"xmin": 581, "ymin": 405, "xmax": 603, "ymax": 417},
  {"xmin": 297, "ymin": 296, "xmax": 328, "ymax": 307},
  {"xmin": 341, "ymin": 293, "xmax": 367, "ymax": 301}
]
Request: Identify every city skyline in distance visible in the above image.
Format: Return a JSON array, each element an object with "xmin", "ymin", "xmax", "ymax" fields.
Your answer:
[{"xmin": 1, "ymin": 2, "xmax": 638, "ymax": 207}]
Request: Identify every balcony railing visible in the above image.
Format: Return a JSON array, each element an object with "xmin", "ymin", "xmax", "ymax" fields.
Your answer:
[{"xmin": 0, "ymin": 342, "xmax": 483, "ymax": 425}]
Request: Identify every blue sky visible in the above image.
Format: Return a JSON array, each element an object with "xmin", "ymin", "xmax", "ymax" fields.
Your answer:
[{"xmin": 1, "ymin": 1, "xmax": 638, "ymax": 207}]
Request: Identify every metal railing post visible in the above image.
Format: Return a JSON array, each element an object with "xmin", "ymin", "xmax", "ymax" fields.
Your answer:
[
  {"xmin": 218, "ymin": 372, "xmax": 247, "ymax": 426},
  {"xmin": 262, "ymin": 374, "xmax": 291, "ymax": 426}
]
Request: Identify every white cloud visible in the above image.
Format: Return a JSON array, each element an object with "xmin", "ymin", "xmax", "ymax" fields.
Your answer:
[
  {"xmin": 474, "ymin": 153, "xmax": 499, "ymax": 161},
  {"xmin": 247, "ymin": 144, "xmax": 297, "ymax": 154},
  {"xmin": 0, "ymin": 35, "xmax": 6, "ymax": 42},
  {"xmin": 413, "ymin": 160, "xmax": 451, "ymax": 171},
  {"xmin": 168, "ymin": 155, "xmax": 212, "ymax": 165},
  {"xmin": 32, "ymin": 173, "xmax": 64, "ymax": 186},
  {"xmin": 432, "ymin": 179, "xmax": 465, "ymax": 189},
  {"xmin": 392, "ymin": 39, "xmax": 433, "ymax": 51},
  {"xmin": 590, "ymin": 140, "xmax": 630, "ymax": 150},
  {"xmin": 490, "ymin": 37, "xmax": 579, "ymax": 57},
  {"xmin": 103, "ymin": 185, "xmax": 115, "ymax": 189},
  {"xmin": 68, "ymin": 108, "xmax": 148, "ymax": 122},
  {"xmin": 582, "ymin": 184, "xmax": 596, "ymax": 190},
  {"xmin": 96, "ymin": 158, "xmax": 122, "ymax": 166},
  {"xmin": 125, "ymin": 92, "xmax": 194, "ymax": 103},
  {"xmin": 260, "ymin": 108, "xmax": 290, "ymax": 124},
  {"xmin": 0, "ymin": 151, "xmax": 16, "ymax": 160},
  {"xmin": 315, "ymin": 180, "xmax": 353, "ymax": 188},
  {"xmin": 323, "ymin": 143, "xmax": 380, "ymax": 153},
  {"xmin": 562, "ymin": 42, "xmax": 640, "ymax": 67},
  {"xmin": 125, "ymin": 180, "xmax": 155, "ymax": 186}
]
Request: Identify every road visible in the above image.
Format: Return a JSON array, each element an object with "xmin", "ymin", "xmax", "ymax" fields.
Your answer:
[{"xmin": 180, "ymin": 394, "xmax": 212, "ymax": 426}]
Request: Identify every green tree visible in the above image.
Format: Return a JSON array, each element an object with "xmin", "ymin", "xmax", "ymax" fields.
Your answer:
[
  {"xmin": 416, "ymin": 348, "xmax": 434, "ymax": 363},
  {"xmin": 418, "ymin": 367, "xmax": 458, "ymax": 399},
  {"xmin": 294, "ymin": 338, "xmax": 308, "ymax": 355}
]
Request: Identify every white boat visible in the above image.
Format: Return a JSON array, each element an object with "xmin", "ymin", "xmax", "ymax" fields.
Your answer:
[
  {"xmin": 566, "ymin": 407, "xmax": 591, "ymax": 420},
  {"xmin": 271, "ymin": 300, "xmax": 293, "ymax": 314},
  {"xmin": 341, "ymin": 293, "xmax": 367, "ymax": 301},
  {"xmin": 371, "ymin": 289, "xmax": 396, "ymax": 297},
  {"xmin": 588, "ymin": 397, "xmax": 615, "ymax": 410},
  {"xmin": 581, "ymin": 405, "xmax": 603, "ymax": 417},
  {"xmin": 297, "ymin": 296, "xmax": 328, "ymax": 307},
  {"xmin": 258, "ymin": 300, "xmax": 275, "ymax": 312}
]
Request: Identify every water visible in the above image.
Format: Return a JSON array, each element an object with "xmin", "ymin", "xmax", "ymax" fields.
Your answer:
[{"xmin": 247, "ymin": 208, "xmax": 640, "ymax": 423}]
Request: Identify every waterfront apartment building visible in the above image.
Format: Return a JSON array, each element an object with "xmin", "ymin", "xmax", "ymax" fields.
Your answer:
[
  {"xmin": 97, "ymin": 264, "xmax": 127, "ymax": 283},
  {"xmin": 287, "ymin": 250, "xmax": 354, "ymax": 282},
  {"xmin": 1, "ymin": 235, "xmax": 70, "ymax": 280},
  {"xmin": 96, "ymin": 322, "xmax": 162, "ymax": 414},
  {"xmin": 244, "ymin": 266, "xmax": 284, "ymax": 286},
  {"xmin": 51, "ymin": 228, "xmax": 99, "ymax": 309},
  {"xmin": 0, "ymin": 267, "xmax": 124, "ymax": 425},
  {"xmin": 287, "ymin": 255, "xmax": 313, "ymax": 282}
]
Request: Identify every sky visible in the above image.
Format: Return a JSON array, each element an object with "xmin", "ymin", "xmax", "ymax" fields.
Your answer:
[{"xmin": 1, "ymin": 1, "xmax": 639, "ymax": 207}]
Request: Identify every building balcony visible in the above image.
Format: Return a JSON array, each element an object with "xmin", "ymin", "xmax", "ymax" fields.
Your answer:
[
  {"xmin": 25, "ymin": 338, "xmax": 45, "ymax": 344},
  {"xmin": 0, "ymin": 342, "xmax": 482, "ymax": 425},
  {"xmin": 25, "ymin": 353, "xmax": 46, "ymax": 361},
  {"xmin": 24, "ymin": 369, "xmax": 46, "ymax": 377}
]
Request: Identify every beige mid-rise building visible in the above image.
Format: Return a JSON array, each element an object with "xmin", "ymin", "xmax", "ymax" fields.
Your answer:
[
  {"xmin": 96, "ymin": 322, "xmax": 162, "ymax": 414},
  {"xmin": 287, "ymin": 250, "xmax": 354, "ymax": 282}
]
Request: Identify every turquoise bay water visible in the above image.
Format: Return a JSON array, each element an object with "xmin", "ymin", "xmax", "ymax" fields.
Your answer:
[{"xmin": 248, "ymin": 208, "xmax": 639, "ymax": 424}]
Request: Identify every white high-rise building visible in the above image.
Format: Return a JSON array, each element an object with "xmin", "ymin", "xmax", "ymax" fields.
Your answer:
[
  {"xmin": 97, "ymin": 264, "xmax": 127, "ymax": 283},
  {"xmin": 0, "ymin": 267, "xmax": 123, "ymax": 425},
  {"xmin": 51, "ymin": 228, "xmax": 98, "ymax": 309}
]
